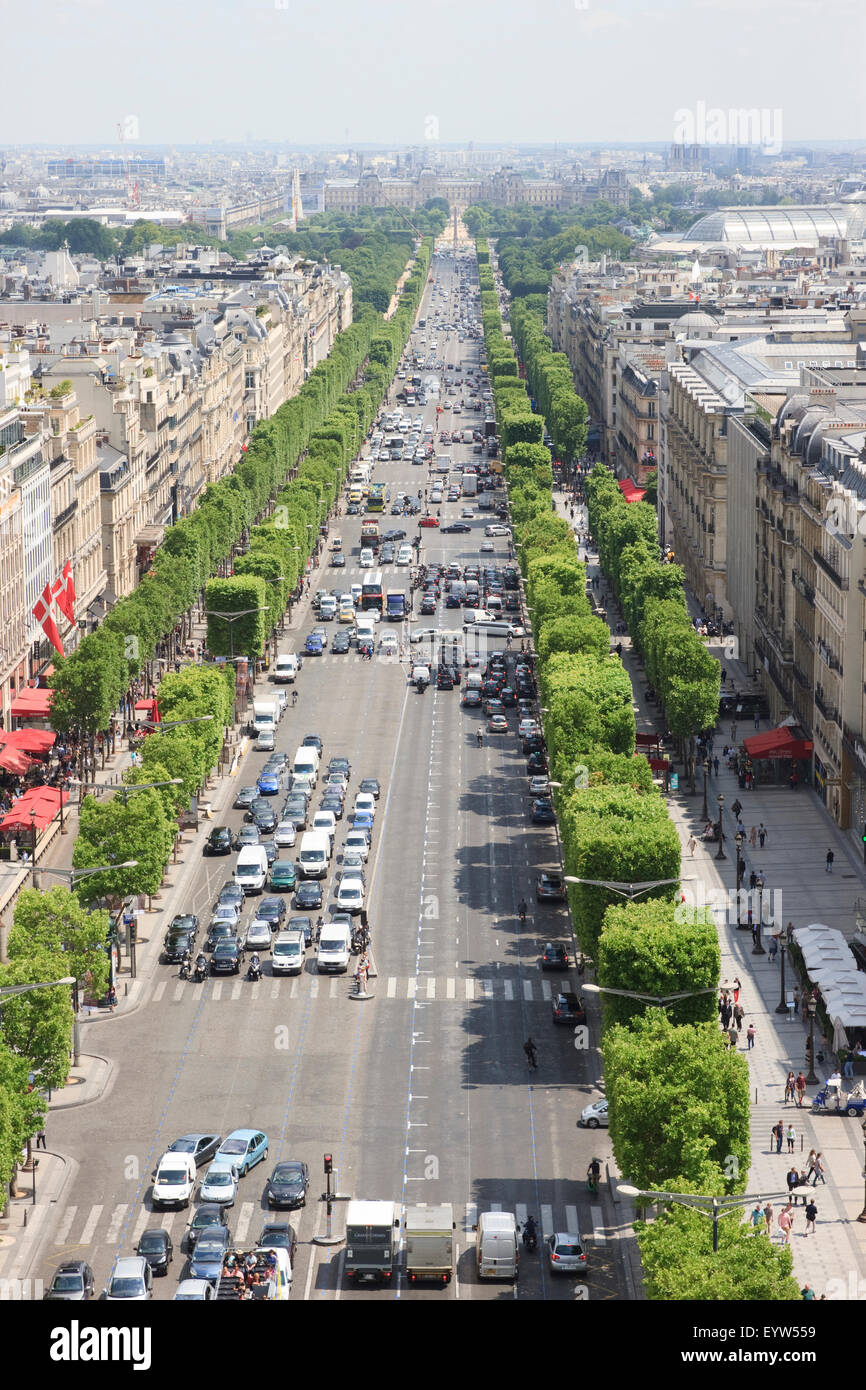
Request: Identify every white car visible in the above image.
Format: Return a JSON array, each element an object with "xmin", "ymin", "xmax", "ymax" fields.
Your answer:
[
  {"xmin": 210, "ymin": 903, "xmax": 241, "ymax": 929},
  {"xmin": 578, "ymin": 1099, "xmax": 609, "ymax": 1129},
  {"xmin": 353, "ymin": 793, "xmax": 376, "ymax": 819},
  {"xmin": 480, "ymin": 541, "xmax": 495, "ymax": 553},
  {"xmin": 360, "ymin": 549, "xmax": 374, "ymax": 568},
  {"xmin": 396, "ymin": 546, "xmax": 413, "ymax": 566},
  {"xmin": 273, "ymin": 821, "xmax": 297, "ymax": 848},
  {"xmin": 244, "ymin": 918, "xmax": 273, "ymax": 952},
  {"xmin": 344, "ymin": 830, "xmax": 370, "ymax": 861},
  {"xmin": 485, "ymin": 524, "xmax": 511, "ymax": 537},
  {"xmin": 174, "ymin": 1279, "xmax": 215, "ymax": 1301},
  {"xmin": 198, "ymin": 1162, "xmax": 239, "ymax": 1207},
  {"xmin": 351, "ymin": 584, "xmax": 363, "ymax": 606},
  {"xmin": 409, "ymin": 626, "xmax": 437, "ymax": 644},
  {"xmin": 336, "ymin": 876, "xmax": 365, "ymax": 915},
  {"xmin": 255, "ymin": 730, "xmax": 276, "ymax": 751},
  {"xmin": 425, "ymin": 424, "xmax": 434, "ymax": 434},
  {"xmin": 430, "ymin": 490, "xmax": 443, "ymax": 503},
  {"xmin": 461, "ymin": 508, "xmax": 474, "ymax": 518},
  {"xmin": 518, "ymin": 719, "xmax": 540, "ymax": 738},
  {"xmin": 379, "ymin": 632, "xmax": 399, "ymax": 655},
  {"xmin": 104, "ymin": 1257, "xmax": 153, "ymax": 1301}
]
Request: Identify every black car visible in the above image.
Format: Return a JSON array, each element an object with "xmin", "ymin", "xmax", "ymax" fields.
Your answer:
[
  {"xmin": 531, "ymin": 798, "xmax": 556, "ymax": 825},
  {"xmin": 442, "ymin": 521, "xmax": 472, "ymax": 533},
  {"xmin": 167, "ymin": 1133, "xmax": 222, "ymax": 1167},
  {"xmin": 358, "ymin": 778, "xmax": 380, "ymax": 801},
  {"xmin": 347, "ymin": 501, "xmax": 360, "ymax": 515},
  {"xmin": 251, "ymin": 804, "xmax": 278, "ymax": 834},
  {"xmin": 210, "ymin": 939, "xmax": 242, "ymax": 974},
  {"xmin": 522, "ymin": 733, "xmax": 545, "ymax": 755},
  {"xmin": 436, "ymin": 666, "xmax": 454, "ymax": 690},
  {"xmin": 536, "ymin": 872, "xmax": 567, "ymax": 903},
  {"xmin": 295, "ymin": 881, "xmax": 323, "ymax": 911},
  {"xmin": 137, "ymin": 1228, "xmax": 173, "ymax": 1275},
  {"xmin": 265, "ymin": 1159, "xmax": 310, "ymax": 1210},
  {"xmin": 215, "ymin": 882, "xmax": 245, "ymax": 913},
  {"xmin": 504, "ymin": 593, "xmax": 520, "ymax": 613},
  {"xmin": 328, "ymin": 757, "xmax": 352, "ymax": 777},
  {"xmin": 527, "ymin": 751, "xmax": 548, "ymax": 774},
  {"xmin": 541, "ymin": 942, "xmax": 569, "ymax": 970},
  {"xmin": 282, "ymin": 798, "xmax": 308, "ymax": 830},
  {"xmin": 205, "ymin": 826, "xmax": 233, "ymax": 856},
  {"xmin": 186, "ymin": 1204, "xmax": 230, "ymax": 1253},
  {"xmin": 321, "ymin": 795, "xmax": 344, "ymax": 820},
  {"xmin": 44, "ymin": 1260, "xmax": 95, "ymax": 1301},
  {"xmin": 420, "ymin": 596, "xmax": 437, "ymax": 615},
  {"xmin": 303, "ymin": 734, "xmax": 323, "ymax": 755},
  {"xmin": 290, "ymin": 915, "xmax": 314, "ymax": 947},
  {"xmin": 383, "ymin": 528, "xmax": 407, "ymax": 542},
  {"xmin": 256, "ymin": 896, "xmax": 287, "ymax": 928},
  {"xmin": 461, "ymin": 689, "xmax": 482, "ymax": 707},
  {"xmin": 206, "ymin": 921, "xmax": 238, "ymax": 951},
  {"xmin": 258, "ymin": 1222, "xmax": 298, "ymax": 1262},
  {"xmin": 552, "ymin": 991, "xmax": 586, "ymax": 1025},
  {"xmin": 162, "ymin": 925, "xmax": 196, "ymax": 963},
  {"xmin": 381, "ymin": 543, "xmax": 396, "ymax": 563},
  {"xmin": 332, "ymin": 632, "xmax": 351, "ymax": 654}
]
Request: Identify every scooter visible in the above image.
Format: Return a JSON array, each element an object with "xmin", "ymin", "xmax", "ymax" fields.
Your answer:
[
  {"xmin": 179, "ymin": 958, "xmax": 191, "ymax": 981},
  {"xmin": 194, "ymin": 958, "xmax": 208, "ymax": 984},
  {"xmin": 522, "ymin": 1222, "xmax": 538, "ymax": 1253},
  {"xmin": 247, "ymin": 956, "xmax": 262, "ymax": 983}
]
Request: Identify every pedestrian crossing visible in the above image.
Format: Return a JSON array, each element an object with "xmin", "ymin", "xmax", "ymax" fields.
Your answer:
[
  {"xmin": 147, "ymin": 974, "xmax": 580, "ymax": 1005},
  {"xmin": 49, "ymin": 1197, "xmax": 597, "ymax": 1256}
]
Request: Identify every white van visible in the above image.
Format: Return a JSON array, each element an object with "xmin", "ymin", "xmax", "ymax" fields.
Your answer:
[
  {"xmin": 272, "ymin": 929, "xmax": 305, "ymax": 976},
  {"xmin": 465, "ymin": 672, "xmax": 483, "ymax": 692},
  {"xmin": 274, "ymin": 654, "xmax": 298, "ymax": 683},
  {"xmin": 360, "ymin": 549, "xmax": 374, "ymax": 569},
  {"xmin": 355, "ymin": 618, "xmax": 377, "ymax": 648},
  {"xmin": 462, "ymin": 610, "xmax": 513, "ymax": 637},
  {"xmin": 152, "ymin": 1151, "xmax": 197, "ymax": 1210},
  {"xmin": 298, "ymin": 830, "xmax": 331, "ymax": 879},
  {"xmin": 234, "ymin": 845, "xmax": 268, "ymax": 895},
  {"xmin": 474, "ymin": 1211, "xmax": 519, "ymax": 1280},
  {"xmin": 292, "ymin": 746, "xmax": 319, "ymax": 784},
  {"xmin": 312, "ymin": 810, "xmax": 337, "ymax": 846},
  {"xmin": 317, "ymin": 923, "xmax": 351, "ymax": 974},
  {"xmin": 319, "ymin": 596, "xmax": 337, "ymax": 621}
]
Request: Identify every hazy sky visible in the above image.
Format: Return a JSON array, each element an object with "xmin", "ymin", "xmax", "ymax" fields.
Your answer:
[{"xmin": 4, "ymin": 0, "xmax": 865, "ymax": 149}]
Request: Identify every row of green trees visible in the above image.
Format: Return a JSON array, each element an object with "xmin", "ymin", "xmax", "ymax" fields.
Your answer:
[{"xmin": 479, "ymin": 239, "xmax": 798, "ymax": 1298}]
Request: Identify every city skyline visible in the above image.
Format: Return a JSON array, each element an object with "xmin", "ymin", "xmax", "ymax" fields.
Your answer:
[{"xmin": 4, "ymin": 0, "xmax": 864, "ymax": 149}]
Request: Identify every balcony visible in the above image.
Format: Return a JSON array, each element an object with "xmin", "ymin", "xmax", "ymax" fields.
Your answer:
[
  {"xmin": 813, "ymin": 548, "xmax": 848, "ymax": 591},
  {"xmin": 815, "ymin": 687, "xmax": 841, "ymax": 725},
  {"xmin": 793, "ymin": 664, "xmax": 812, "ymax": 690},
  {"xmin": 792, "ymin": 571, "xmax": 815, "ymax": 605},
  {"xmin": 53, "ymin": 497, "xmax": 78, "ymax": 530}
]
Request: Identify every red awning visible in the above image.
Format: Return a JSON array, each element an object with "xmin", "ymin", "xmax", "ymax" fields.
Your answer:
[
  {"xmin": 0, "ymin": 729, "xmax": 56, "ymax": 754},
  {"xmin": 743, "ymin": 727, "xmax": 813, "ymax": 761},
  {"xmin": 648, "ymin": 757, "xmax": 670, "ymax": 771},
  {"xmin": 10, "ymin": 687, "xmax": 53, "ymax": 719},
  {"xmin": 134, "ymin": 698, "xmax": 159, "ymax": 722},
  {"xmin": 0, "ymin": 785, "xmax": 69, "ymax": 833},
  {"xmin": 0, "ymin": 747, "xmax": 36, "ymax": 776},
  {"xmin": 617, "ymin": 479, "xmax": 646, "ymax": 503}
]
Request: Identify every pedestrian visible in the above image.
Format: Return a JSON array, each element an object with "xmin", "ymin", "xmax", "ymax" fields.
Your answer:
[
  {"xmin": 784, "ymin": 1071, "xmax": 796, "ymax": 1105},
  {"xmin": 687, "ymin": 833, "xmax": 697, "ymax": 857},
  {"xmin": 771, "ymin": 1119, "xmax": 784, "ymax": 1154},
  {"xmin": 754, "ymin": 711, "xmax": 761, "ymax": 728},
  {"xmin": 812, "ymin": 1153, "xmax": 826, "ymax": 1186},
  {"xmin": 36, "ymin": 1128, "xmax": 46, "ymax": 1150},
  {"xmin": 749, "ymin": 824, "xmax": 757, "ymax": 847},
  {"xmin": 750, "ymin": 1202, "xmax": 763, "ymax": 1232},
  {"xmin": 731, "ymin": 798, "xmax": 743, "ymax": 820},
  {"xmin": 805, "ymin": 1148, "xmax": 817, "ymax": 1182},
  {"xmin": 713, "ymin": 756, "xmax": 719, "ymax": 776},
  {"xmin": 747, "ymin": 1023, "xmax": 756, "ymax": 1050},
  {"xmin": 749, "ymin": 869, "xmax": 758, "ymax": 891},
  {"xmin": 786, "ymin": 1164, "xmax": 800, "ymax": 1199},
  {"xmin": 107, "ymin": 984, "xmax": 117, "ymax": 1013},
  {"xmin": 763, "ymin": 1201, "xmax": 774, "ymax": 1235},
  {"xmin": 778, "ymin": 1204, "xmax": 793, "ymax": 1243},
  {"xmin": 768, "ymin": 934, "xmax": 779, "ymax": 963},
  {"xmin": 733, "ymin": 1002, "xmax": 744, "ymax": 1032},
  {"xmin": 732, "ymin": 977, "xmax": 742, "ymax": 1004},
  {"xmin": 758, "ymin": 823, "xmax": 767, "ymax": 848},
  {"xmin": 523, "ymin": 1037, "xmax": 538, "ymax": 1069},
  {"xmin": 720, "ymin": 1001, "xmax": 732, "ymax": 1029},
  {"xmin": 795, "ymin": 1071, "xmax": 807, "ymax": 1107},
  {"xmin": 727, "ymin": 1025, "xmax": 738, "ymax": 1050},
  {"xmin": 801, "ymin": 1284, "xmax": 816, "ymax": 1300},
  {"xmin": 793, "ymin": 987, "xmax": 801, "ymax": 1016},
  {"xmin": 786, "ymin": 920, "xmax": 795, "ymax": 944},
  {"xmin": 804, "ymin": 1198, "xmax": 818, "ymax": 1236},
  {"xmin": 843, "ymin": 1051, "xmax": 855, "ymax": 1079},
  {"xmin": 826, "ymin": 849, "xmax": 834, "ymax": 873},
  {"xmin": 786, "ymin": 1123, "xmax": 796, "ymax": 1153}
]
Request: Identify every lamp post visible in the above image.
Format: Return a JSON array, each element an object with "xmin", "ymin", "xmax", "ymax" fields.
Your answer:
[
  {"xmin": 775, "ymin": 936, "xmax": 789, "ymax": 1014},
  {"xmin": 752, "ymin": 875, "xmax": 766, "ymax": 955},
  {"xmin": 715, "ymin": 793, "xmax": 726, "ymax": 860},
  {"xmin": 563, "ymin": 875, "xmax": 694, "ymax": 901},
  {"xmin": 137, "ymin": 716, "xmax": 214, "ymax": 733},
  {"xmin": 701, "ymin": 759, "xmax": 710, "ymax": 821},
  {"xmin": 203, "ymin": 607, "xmax": 269, "ymax": 662},
  {"xmin": 73, "ymin": 778, "xmax": 183, "ymax": 807},
  {"xmin": 806, "ymin": 998, "xmax": 818, "ymax": 1085},
  {"xmin": 582, "ymin": 981, "xmax": 718, "ymax": 1008},
  {"xmin": 616, "ymin": 1185, "xmax": 814, "ymax": 1254},
  {"xmin": 0, "ymin": 976, "xmax": 75, "ymax": 1002},
  {"xmin": 735, "ymin": 831, "xmax": 745, "ymax": 926}
]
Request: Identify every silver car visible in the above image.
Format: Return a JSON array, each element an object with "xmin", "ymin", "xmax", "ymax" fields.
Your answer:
[
  {"xmin": 578, "ymin": 1099, "xmax": 609, "ymax": 1129},
  {"xmin": 547, "ymin": 1232, "xmax": 588, "ymax": 1276},
  {"xmin": 244, "ymin": 919, "xmax": 273, "ymax": 952}
]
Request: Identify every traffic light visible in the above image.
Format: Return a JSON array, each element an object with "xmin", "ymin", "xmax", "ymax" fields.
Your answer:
[{"xmin": 324, "ymin": 1154, "xmax": 333, "ymax": 1175}]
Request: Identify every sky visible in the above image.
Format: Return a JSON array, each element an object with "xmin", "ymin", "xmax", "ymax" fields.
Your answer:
[{"xmin": 3, "ymin": 0, "xmax": 865, "ymax": 149}]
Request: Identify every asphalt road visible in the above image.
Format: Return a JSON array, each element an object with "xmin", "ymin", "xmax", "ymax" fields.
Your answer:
[{"xmin": 37, "ymin": 247, "xmax": 630, "ymax": 1304}]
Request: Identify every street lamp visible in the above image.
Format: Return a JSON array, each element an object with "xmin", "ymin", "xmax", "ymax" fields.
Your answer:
[
  {"xmin": 203, "ymin": 607, "xmax": 269, "ymax": 661},
  {"xmin": 582, "ymin": 982, "xmax": 718, "ymax": 1007},
  {"xmin": 616, "ymin": 1185, "xmax": 814, "ymax": 1254},
  {"xmin": 72, "ymin": 778, "xmax": 183, "ymax": 806},
  {"xmin": 775, "ymin": 935, "xmax": 789, "ymax": 1015},
  {"xmin": 715, "ymin": 793, "xmax": 726, "ymax": 860},
  {"xmin": 735, "ymin": 831, "xmax": 745, "ymax": 926},
  {"xmin": 0, "ymin": 976, "xmax": 75, "ymax": 1002},
  {"xmin": 29, "ymin": 806, "xmax": 37, "ymax": 860},
  {"xmin": 806, "ymin": 998, "xmax": 818, "ymax": 1085},
  {"xmin": 137, "ymin": 716, "xmax": 214, "ymax": 732},
  {"xmin": 701, "ymin": 759, "xmax": 710, "ymax": 821},
  {"xmin": 752, "ymin": 875, "xmax": 766, "ymax": 956},
  {"xmin": 563, "ymin": 875, "xmax": 693, "ymax": 901}
]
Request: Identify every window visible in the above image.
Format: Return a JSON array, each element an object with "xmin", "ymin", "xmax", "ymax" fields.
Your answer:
[{"xmin": 245, "ymin": 372, "xmax": 256, "ymax": 390}]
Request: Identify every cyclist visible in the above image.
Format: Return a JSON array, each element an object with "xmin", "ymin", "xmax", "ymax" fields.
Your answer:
[
  {"xmin": 523, "ymin": 1037, "xmax": 538, "ymax": 1069},
  {"xmin": 518, "ymin": 898, "xmax": 528, "ymax": 924}
]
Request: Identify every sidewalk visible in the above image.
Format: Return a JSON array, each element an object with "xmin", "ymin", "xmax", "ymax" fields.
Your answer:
[{"xmin": 555, "ymin": 486, "xmax": 866, "ymax": 1296}]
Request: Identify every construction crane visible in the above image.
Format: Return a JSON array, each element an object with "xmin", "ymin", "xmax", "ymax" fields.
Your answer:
[{"xmin": 116, "ymin": 122, "xmax": 140, "ymax": 210}]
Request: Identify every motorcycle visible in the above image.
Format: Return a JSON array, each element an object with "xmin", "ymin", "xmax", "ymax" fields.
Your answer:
[
  {"xmin": 179, "ymin": 958, "xmax": 191, "ymax": 981},
  {"xmin": 248, "ymin": 956, "xmax": 262, "ymax": 983},
  {"xmin": 522, "ymin": 1222, "xmax": 538, "ymax": 1253},
  {"xmin": 194, "ymin": 957, "xmax": 208, "ymax": 984}
]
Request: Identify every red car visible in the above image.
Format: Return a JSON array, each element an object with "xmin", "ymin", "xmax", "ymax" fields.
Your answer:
[{"xmin": 419, "ymin": 515, "xmax": 440, "ymax": 528}]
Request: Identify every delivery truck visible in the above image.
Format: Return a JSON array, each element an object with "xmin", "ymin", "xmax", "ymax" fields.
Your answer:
[
  {"xmin": 404, "ymin": 1203, "xmax": 455, "ymax": 1285},
  {"xmin": 345, "ymin": 1200, "xmax": 400, "ymax": 1285}
]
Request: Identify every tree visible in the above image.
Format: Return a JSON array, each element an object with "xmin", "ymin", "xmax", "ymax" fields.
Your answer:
[
  {"xmin": 636, "ymin": 1202, "xmax": 800, "ymax": 1301},
  {"xmin": 0, "ymin": 1042, "xmax": 44, "ymax": 1205},
  {"xmin": 0, "ymin": 954, "xmax": 73, "ymax": 1092},
  {"xmin": 9, "ymin": 887, "xmax": 110, "ymax": 1002},
  {"xmin": 204, "ymin": 576, "xmax": 268, "ymax": 660},
  {"xmin": 597, "ymin": 900, "xmax": 720, "ymax": 1029},
  {"xmin": 603, "ymin": 1010, "xmax": 751, "ymax": 1192},
  {"xmin": 73, "ymin": 793, "xmax": 170, "ymax": 907}
]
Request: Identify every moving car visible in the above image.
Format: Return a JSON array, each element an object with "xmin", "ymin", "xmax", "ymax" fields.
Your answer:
[
  {"xmin": 552, "ymin": 991, "xmax": 586, "ymax": 1025},
  {"xmin": 547, "ymin": 1232, "xmax": 588, "ymax": 1276},
  {"xmin": 273, "ymin": 821, "xmax": 297, "ymax": 849},
  {"xmin": 243, "ymin": 918, "xmax": 273, "ymax": 953},
  {"xmin": 358, "ymin": 778, "xmax": 380, "ymax": 800},
  {"xmin": 531, "ymin": 798, "xmax": 556, "ymax": 825},
  {"xmin": 136, "ymin": 1229, "xmax": 173, "ymax": 1276},
  {"xmin": 188, "ymin": 1229, "xmax": 231, "ymax": 1283},
  {"xmin": 210, "ymin": 939, "xmax": 241, "ymax": 975},
  {"xmin": 271, "ymin": 929, "xmax": 305, "ymax": 975},
  {"xmin": 269, "ymin": 860, "xmax": 297, "ymax": 891},
  {"xmin": 579, "ymin": 1099, "xmax": 609, "ymax": 1129},
  {"xmin": 167, "ymin": 1133, "xmax": 221, "ymax": 1168},
  {"xmin": 536, "ymin": 871, "xmax": 567, "ymax": 903},
  {"xmin": 205, "ymin": 826, "xmax": 233, "ymax": 856},
  {"xmin": 217, "ymin": 1129, "xmax": 269, "ymax": 1176},
  {"xmin": 174, "ymin": 1280, "xmax": 215, "ymax": 1301},
  {"xmin": 541, "ymin": 942, "xmax": 569, "ymax": 971},
  {"xmin": 185, "ymin": 1203, "xmax": 230, "ymax": 1252},
  {"xmin": 295, "ymin": 880, "xmax": 324, "ymax": 910},
  {"xmin": 234, "ymin": 786, "xmax": 258, "ymax": 811},
  {"xmin": 199, "ymin": 1162, "xmax": 239, "ymax": 1207}
]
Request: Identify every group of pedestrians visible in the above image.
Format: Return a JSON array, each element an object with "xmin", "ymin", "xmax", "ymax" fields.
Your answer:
[{"xmin": 755, "ymin": 1196, "xmax": 820, "ymax": 1242}]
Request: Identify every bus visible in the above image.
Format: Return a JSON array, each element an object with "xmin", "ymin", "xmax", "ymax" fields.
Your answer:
[
  {"xmin": 368, "ymin": 483, "xmax": 389, "ymax": 513},
  {"xmin": 360, "ymin": 570, "xmax": 384, "ymax": 612}
]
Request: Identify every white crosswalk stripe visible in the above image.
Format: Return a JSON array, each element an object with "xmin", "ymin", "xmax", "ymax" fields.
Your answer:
[
  {"xmin": 79, "ymin": 1205, "xmax": 103, "ymax": 1244},
  {"xmin": 565, "ymin": 1205, "xmax": 579, "ymax": 1234},
  {"xmin": 387, "ymin": 977, "xmax": 397, "ymax": 997},
  {"xmin": 131, "ymin": 1205, "xmax": 151, "ymax": 1244},
  {"xmin": 464, "ymin": 1201, "xmax": 477, "ymax": 1234},
  {"xmin": 310, "ymin": 977, "xmax": 319, "ymax": 997},
  {"xmin": 173, "ymin": 982, "xmax": 185, "ymax": 1001},
  {"xmin": 515, "ymin": 1202, "xmax": 528, "ymax": 1229},
  {"xmin": 407, "ymin": 978, "xmax": 416, "ymax": 998},
  {"xmin": 212, "ymin": 982, "xmax": 223, "ymax": 1000},
  {"xmin": 235, "ymin": 1202, "xmax": 255, "ymax": 1245},
  {"xmin": 152, "ymin": 981, "xmax": 167, "ymax": 1004},
  {"xmin": 54, "ymin": 1206, "xmax": 77, "ymax": 1244},
  {"xmin": 231, "ymin": 980, "xmax": 243, "ymax": 1000},
  {"xmin": 540, "ymin": 1204, "xmax": 554, "ymax": 1238},
  {"xmin": 446, "ymin": 977, "xmax": 455, "ymax": 999},
  {"xmin": 105, "ymin": 1203, "xmax": 128, "ymax": 1245},
  {"xmin": 156, "ymin": 973, "xmax": 578, "ymax": 1002},
  {"xmin": 426, "ymin": 977, "xmax": 436, "ymax": 999}
]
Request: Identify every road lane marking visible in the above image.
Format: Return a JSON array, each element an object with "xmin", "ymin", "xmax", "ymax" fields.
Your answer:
[
  {"xmin": 565, "ymin": 1205, "xmax": 579, "ymax": 1233},
  {"xmin": 173, "ymin": 983, "xmax": 185, "ymax": 1001},
  {"xmin": 446, "ymin": 978, "xmax": 455, "ymax": 998},
  {"xmin": 211, "ymin": 982, "xmax": 222, "ymax": 1000},
  {"xmin": 387, "ymin": 977, "xmax": 397, "ymax": 997},
  {"xmin": 105, "ymin": 1203, "xmax": 128, "ymax": 1245},
  {"xmin": 407, "ymin": 978, "xmax": 416, "ymax": 998},
  {"xmin": 231, "ymin": 981, "xmax": 243, "ymax": 1000},
  {"xmin": 152, "ymin": 981, "xmax": 166, "ymax": 1004},
  {"xmin": 79, "ymin": 1205, "xmax": 103, "ymax": 1244},
  {"xmin": 465, "ymin": 979, "xmax": 474, "ymax": 1000},
  {"xmin": 541, "ymin": 980, "xmax": 552, "ymax": 1001},
  {"xmin": 540, "ymin": 1204, "xmax": 554, "ymax": 1238},
  {"xmin": 235, "ymin": 1202, "xmax": 254, "ymax": 1244},
  {"xmin": 310, "ymin": 977, "xmax": 319, "ymax": 997},
  {"xmin": 504, "ymin": 980, "xmax": 514, "ymax": 1000},
  {"xmin": 590, "ymin": 1208, "xmax": 606, "ymax": 1243},
  {"xmin": 54, "ymin": 1206, "xmax": 77, "ymax": 1244}
]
